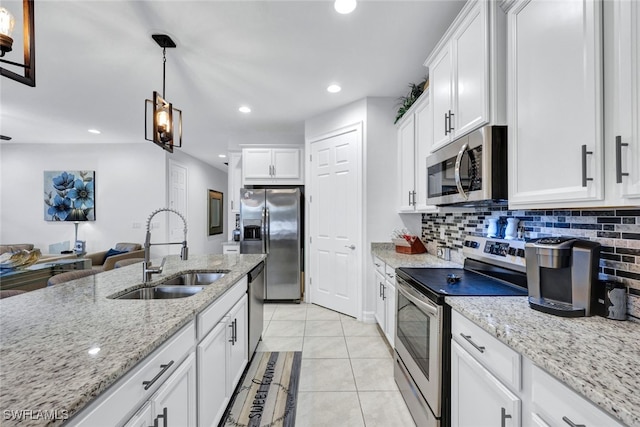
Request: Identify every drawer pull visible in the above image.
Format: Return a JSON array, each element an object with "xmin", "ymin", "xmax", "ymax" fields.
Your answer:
[
  {"xmin": 153, "ymin": 407, "xmax": 168, "ymax": 427},
  {"xmin": 374, "ymin": 263, "xmax": 381, "ymax": 267},
  {"xmin": 501, "ymin": 407, "xmax": 512, "ymax": 427},
  {"xmin": 460, "ymin": 333, "xmax": 485, "ymax": 353},
  {"xmin": 143, "ymin": 361, "xmax": 174, "ymax": 390},
  {"xmin": 562, "ymin": 416, "xmax": 586, "ymax": 427}
]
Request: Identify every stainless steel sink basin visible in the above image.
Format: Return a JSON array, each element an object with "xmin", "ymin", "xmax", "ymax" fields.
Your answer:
[
  {"xmin": 161, "ymin": 271, "xmax": 228, "ymax": 286},
  {"xmin": 116, "ymin": 285, "xmax": 204, "ymax": 300}
]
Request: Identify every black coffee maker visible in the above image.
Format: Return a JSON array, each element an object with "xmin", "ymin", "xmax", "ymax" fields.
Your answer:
[{"xmin": 525, "ymin": 237, "xmax": 600, "ymax": 317}]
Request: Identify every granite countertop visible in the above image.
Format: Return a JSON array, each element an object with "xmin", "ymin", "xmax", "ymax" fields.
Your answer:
[
  {"xmin": 0, "ymin": 253, "xmax": 265, "ymax": 426},
  {"xmin": 447, "ymin": 297, "xmax": 640, "ymax": 427},
  {"xmin": 371, "ymin": 242, "xmax": 462, "ymax": 269}
]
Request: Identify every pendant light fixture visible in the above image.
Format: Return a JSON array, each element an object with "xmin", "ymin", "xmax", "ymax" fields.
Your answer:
[
  {"xmin": 0, "ymin": 0, "xmax": 35, "ymax": 87},
  {"xmin": 145, "ymin": 34, "xmax": 182, "ymax": 153}
]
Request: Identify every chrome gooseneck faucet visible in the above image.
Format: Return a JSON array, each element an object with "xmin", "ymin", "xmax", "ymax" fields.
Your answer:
[{"xmin": 143, "ymin": 207, "xmax": 188, "ymax": 282}]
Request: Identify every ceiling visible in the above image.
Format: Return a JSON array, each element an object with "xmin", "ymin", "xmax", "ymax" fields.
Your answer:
[{"xmin": 0, "ymin": 0, "xmax": 465, "ymax": 170}]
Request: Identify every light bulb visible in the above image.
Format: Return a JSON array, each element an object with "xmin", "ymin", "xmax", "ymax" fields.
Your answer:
[
  {"xmin": 0, "ymin": 8, "xmax": 15, "ymax": 37},
  {"xmin": 157, "ymin": 110, "xmax": 171, "ymax": 132},
  {"xmin": 334, "ymin": 0, "xmax": 356, "ymax": 14}
]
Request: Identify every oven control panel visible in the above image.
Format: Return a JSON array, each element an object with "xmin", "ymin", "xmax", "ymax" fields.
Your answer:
[{"xmin": 462, "ymin": 236, "xmax": 526, "ymax": 269}]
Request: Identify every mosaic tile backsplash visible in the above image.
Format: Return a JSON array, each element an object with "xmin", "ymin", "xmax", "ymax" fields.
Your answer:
[{"xmin": 421, "ymin": 207, "xmax": 640, "ymax": 319}]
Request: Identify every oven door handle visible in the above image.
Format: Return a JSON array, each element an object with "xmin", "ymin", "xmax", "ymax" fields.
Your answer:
[
  {"xmin": 454, "ymin": 142, "xmax": 469, "ymax": 200},
  {"xmin": 397, "ymin": 278, "xmax": 439, "ymax": 317}
]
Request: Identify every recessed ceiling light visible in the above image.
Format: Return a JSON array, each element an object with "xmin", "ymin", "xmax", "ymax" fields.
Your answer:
[
  {"xmin": 88, "ymin": 129, "xmax": 101, "ymax": 134},
  {"xmin": 218, "ymin": 154, "xmax": 227, "ymax": 158},
  {"xmin": 334, "ymin": 0, "xmax": 356, "ymax": 14},
  {"xmin": 239, "ymin": 106, "xmax": 251, "ymax": 113},
  {"xmin": 88, "ymin": 347, "xmax": 100, "ymax": 355},
  {"xmin": 327, "ymin": 84, "xmax": 342, "ymax": 93}
]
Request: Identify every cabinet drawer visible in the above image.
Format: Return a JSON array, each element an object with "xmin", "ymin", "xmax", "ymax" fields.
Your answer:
[
  {"xmin": 384, "ymin": 264, "xmax": 396, "ymax": 282},
  {"xmin": 531, "ymin": 365, "xmax": 624, "ymax": 427},
  {"xmin": 372, "ymin": 256, "xmax": 385, "ymax": 275},
  {"xmin": 451, "ymin": 310, "xmax": 521, "ymax": 391},
  {"xmin": 197, "ymin": 276, "xmax": 247, "ymax": 340},
  {"xmin": 70, "ymin": 321, "xmax": 196, "ymax": 426}
]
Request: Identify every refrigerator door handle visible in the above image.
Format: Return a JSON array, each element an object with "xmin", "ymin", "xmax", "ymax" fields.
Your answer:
[
  {"xmin": 261, "ymin": 207, "xmax": 267, "ymax": 254},
  {"xmin": 265, "ymin": 207, "xmax": 270, "ymax": 254}
]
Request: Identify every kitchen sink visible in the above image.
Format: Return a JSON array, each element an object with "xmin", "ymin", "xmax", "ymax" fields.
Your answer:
[
  {"xmin": 160, "ymin": 271, "xmax": 228, "ymax": 286},
  {"xmin": 116, "ymin": 285, "xmax": 204, "ymax": 300},
  {"xmin": 111, "ymin": 270, "xmax": 229, "ymax": 300}
]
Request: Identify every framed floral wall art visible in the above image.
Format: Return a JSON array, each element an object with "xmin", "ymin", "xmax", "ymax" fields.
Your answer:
[{"xmin": 44, "ymin": 170, "xmax": 96, "ymax": 221}]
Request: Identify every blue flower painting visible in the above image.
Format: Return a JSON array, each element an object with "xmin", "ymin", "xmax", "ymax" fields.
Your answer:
[{"xmin": 44, "ymin": 171, "xmax": 95, "ymax": 221}]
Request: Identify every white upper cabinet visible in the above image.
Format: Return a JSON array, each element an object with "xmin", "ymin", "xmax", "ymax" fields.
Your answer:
[
  {"xmin": 604, "ymin": 0, "xmax": 640, "ymax": 202},
  {"xmin": 242, "ymin": 147, "xmax": 303, "ymax": 185},
  {"xmin": 228, "ymin": 152, "xmax": 242, "ymax": 213},
  {"xmin": 396, "ymin": 93, "xmax": 439, "ymax": 213},
  {"xmin": 426, "ymin": 0, "xmax": 505, "ymax": 152},
  {"xmin": 507, "ymin": 0, "xmax": 604, "ymax": 208}
]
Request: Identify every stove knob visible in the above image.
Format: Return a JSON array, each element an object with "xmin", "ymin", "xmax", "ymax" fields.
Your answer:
[
  {"xmin": 508, "ymin": 247, "xmax": 517, "ymax": 256},
  {"xmin": 516, "ymin": 249, "xmax": 526, "ymax": 258}
]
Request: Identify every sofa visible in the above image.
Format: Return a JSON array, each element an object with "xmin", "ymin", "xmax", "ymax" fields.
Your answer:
[
  {"xmin": 85, "ymin": 243, "xmax": 144, "ymax": 272},
  {"xmin": 0, "ymin": 244, "xmax": 78, "ymax": 264}
]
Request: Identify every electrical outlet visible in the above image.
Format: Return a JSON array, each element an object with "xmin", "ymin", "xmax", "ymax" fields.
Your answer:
[{"xmin": 440, "ymin": 229, "xmax": 446, "ymax": 240}]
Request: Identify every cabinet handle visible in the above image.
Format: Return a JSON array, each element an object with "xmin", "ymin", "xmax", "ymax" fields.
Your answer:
[
  {"xmin": 459, "ymin": 333, "xmax": 485, "ymax": 353},
  {"xmin": 448, "ymin": 110, "xmax": 455, "ymax": 132},
  {"xmin": 382, "ymin": 283, "xmax": 386, "ymax": 300},
  {"xmin": 616, "ymin": 136, "xmax": 629, "ymax": 184},
  {"xmin": 231, "ymin": 200, "xmax": 234, "ymax": 210},
  {"xmin": 581, "ymin": 144, "xmax": 594, "ymax": 187},
  {"xmin": 234, "ymin": 318, "xmax": 238, "ymax": 344},
  {"xmin": 142, "ymin": 361, "xmax": 174, "ymax": 390},
  {"xmin": 374, "ymin": 262, "xmax": 381, "ymax": 267},
  {"xmin": 229, "ymin": 321, "xmax": 235, "ymax": 344},
  {"xmin": 562, "ymin": 416, "xmax": 586, "ymax": 427},
  {"xmin": 380, "ymin": 282, "xmax": 384, "ymax": 298},
  {"xmin": 445, "ymin": 112, "xmax": 450, "ymax": 135},
  {"xmin": 412, "ymin": 190, "xmax": 416, "ymax": 206},
  {"xmin": 501, "ymin": 407, "xmax": 512, "ymax": 427},
  {"xmin": 153, "ymin": 407, "xmax": 168, "ymax": 427}
]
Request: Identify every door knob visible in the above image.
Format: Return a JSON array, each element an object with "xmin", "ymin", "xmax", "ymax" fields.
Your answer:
[{"xmin": 345, "ymin": 245, "xmax": 356, "ymax": 250}]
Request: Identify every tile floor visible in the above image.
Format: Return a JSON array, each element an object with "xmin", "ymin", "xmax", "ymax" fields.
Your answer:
[{"xmin": 255, "ymin": 302, "xmax": 416, "ymax": 427}]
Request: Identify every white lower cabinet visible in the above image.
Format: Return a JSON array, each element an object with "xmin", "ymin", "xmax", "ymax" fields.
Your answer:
[
  {"xmin": 451, "ymin": 340, "xmax": 521, "ymax": 427},
  {"xmin": 197, "ymin": 321, "xmax": 229, "ymax": 427},
  {"xmin": 148, "ymin": 352, "xmax": 197, "ymax": 427},
  {"xmin": 372, "ymin": 256, "xmax": 396, "ymax": 347},
  {"xmin": 451, "ymin": 309, "xmax": 625, "ymax": 427}
]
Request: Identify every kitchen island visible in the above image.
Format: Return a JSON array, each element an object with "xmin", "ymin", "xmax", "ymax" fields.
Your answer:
[
  {"xmin": 0, "ymin": 253, "xmax": 265, "ymax": 426},
  {"xmin": 447, "ymin": 296, "xmax": 640, "ymax": 427}
]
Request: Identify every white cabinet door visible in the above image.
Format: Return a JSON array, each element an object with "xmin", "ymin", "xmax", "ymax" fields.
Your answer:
[
  {"xmin": 227, "ymin": 295, "xmax": 248, "ymax": 391},
  {"xmin": 228, "ymin": 153, "xmax": 242, "ymax": 213},
  {"xmin": 431, "ymin": 46, "xmax": 454, "ymax": 149},
  {"xmin": 507, "ymin": 0, "xmax": 604, "ymax": 207},
  {"xmin": 451, "ymin": 341, "xmax": 521, "ymax": 427},
  {"xmin": 452, "ymin": 0, "xmax": 488, "ymax": 137},
  {"xmin": 151, "ymin": 352, "xmax": 197, "ymax": 427},
  {"xmin": 272, "ymin": 148, "xmax": 302, "ymax": 180},
  {"xmin": 414, "ymin": 94, "xmax": 438, "ymax": 212},
  {"xmin": 384, "ymin": 279, "xmax": 396, "ymax": 347},
  {"xmin": 242, "ymin": 148, "xmax": 272, "ymax": 180},
  {"xmin": 197, "ymin": 321, "xmax": 229, "ymax": 427},
  {"xmin": 606, "ymin": 0, "xmax": 640, "ymax": 201},
  {"xmin": 374, "ymin": 269, "xmax": 386, "ymax": 331},
  {"xmin": 397, "ymin": 114, "xmax": 417, "ymax": 212}
]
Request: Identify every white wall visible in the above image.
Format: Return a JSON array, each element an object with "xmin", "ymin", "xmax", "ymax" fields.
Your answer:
[
  {"xmin": 0, "ymin": 142, "xmax": 227, "ymax": 259},
  {"xmin": 169, "ymin": 150, "xmax": 228, "ymax": 255}
]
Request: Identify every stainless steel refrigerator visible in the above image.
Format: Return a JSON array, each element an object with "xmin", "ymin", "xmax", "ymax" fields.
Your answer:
[{"xmin": 239, "ymin": 188, "xmax": 302, "ymax": 301}]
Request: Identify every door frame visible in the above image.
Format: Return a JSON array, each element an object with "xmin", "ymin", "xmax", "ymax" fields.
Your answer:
[{"xmin": 305, "ymin": 121, "xmax": 363, "ymax": 319}]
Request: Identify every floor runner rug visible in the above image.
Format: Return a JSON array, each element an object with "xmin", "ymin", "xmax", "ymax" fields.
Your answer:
[{"xmin": 223, "ymin": 351, "xmax": 302, "ymax": 427}]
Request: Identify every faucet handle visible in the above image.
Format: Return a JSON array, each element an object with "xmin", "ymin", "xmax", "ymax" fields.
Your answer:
[{"xmin": 181, "ymin": 245, "xmax": 189, "ymax": 261}]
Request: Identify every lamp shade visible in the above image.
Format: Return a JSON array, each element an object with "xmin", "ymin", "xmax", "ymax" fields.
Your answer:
[{"xmin": 0, "ymin": 7, "xmax": 15, "ymax": 55}]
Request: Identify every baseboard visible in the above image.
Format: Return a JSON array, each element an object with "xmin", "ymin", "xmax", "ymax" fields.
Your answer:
[{"xmin": 361, "ymin": 310, "xmax": 376, "ymax": 324}]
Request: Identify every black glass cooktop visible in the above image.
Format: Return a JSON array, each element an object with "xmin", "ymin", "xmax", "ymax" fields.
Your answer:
[{"xmin": 397, "ymin": 265, "xmax": 527, "ymax": 304}]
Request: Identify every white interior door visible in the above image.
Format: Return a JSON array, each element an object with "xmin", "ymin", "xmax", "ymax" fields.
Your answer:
[
  {"xmin": 169, "ymin": 160, "xmax": 188, "ymax": 246},
  {"xmin": 309, "ymin": 128, "xmax": 360, "ymax": 318}
]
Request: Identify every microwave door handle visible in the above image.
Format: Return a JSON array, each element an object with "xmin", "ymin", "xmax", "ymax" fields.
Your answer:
[{"xmin": 454, "ymin": 142, "xmax": 470, "ymax": 200}]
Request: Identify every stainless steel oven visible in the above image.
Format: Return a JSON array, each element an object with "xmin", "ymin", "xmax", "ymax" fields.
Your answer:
[
  {"xmin": 394, "ymin": 236, "xmax": 529, "ymax": 427},
  {"xmin": 426, "ymin": 125, "xmax": 508, "ymax": 206},
  {"xmin": 395, "ymin": 277, "xmax": 443, "ymax": 427}
]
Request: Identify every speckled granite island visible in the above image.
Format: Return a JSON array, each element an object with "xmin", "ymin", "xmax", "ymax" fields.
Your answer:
[
  {"xmin": 0, "ymin": 253, "xmax": 265, "ymax": 426},
  {"xmin": 447, "ymin": 297, "xmax": 640, "ymax": 427}
]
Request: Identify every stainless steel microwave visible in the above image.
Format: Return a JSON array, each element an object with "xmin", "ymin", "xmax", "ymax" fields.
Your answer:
[{"xmin": 426, "ymin": 125, "xmax": 508, "ymax": 206}]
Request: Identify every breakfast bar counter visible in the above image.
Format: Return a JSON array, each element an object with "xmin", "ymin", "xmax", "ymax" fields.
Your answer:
[
  {"xmin": 0, "ymin": 253, "xmax": 265, "ymax": 426},
  {"xmin": 447, "ymin": 296, "xmax": 640, "ymax": 427}
]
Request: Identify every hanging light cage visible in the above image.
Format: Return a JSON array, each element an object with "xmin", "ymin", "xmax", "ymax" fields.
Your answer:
[{"xmin": 0, "ymin": 0, "xmax": 35, "ymax": 87}]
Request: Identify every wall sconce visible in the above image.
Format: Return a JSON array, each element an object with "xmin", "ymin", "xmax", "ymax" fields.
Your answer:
[
  {"xmin": 145, "ymin": 34, "xmax": 182, "ymax": 153},
  {"xmin": 0, "ymin": 0, "xmax": 35, "ymax": 87}
]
